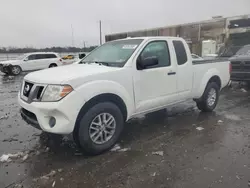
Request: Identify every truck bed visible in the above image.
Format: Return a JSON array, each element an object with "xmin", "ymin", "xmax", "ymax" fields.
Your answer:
[
  {"xmin": 192, "ymin": 58, "xmax": 229, "ymax": 64},
  {"xmin": 191, "ymin": 59, "xmax": 230, "ymax": 99}
]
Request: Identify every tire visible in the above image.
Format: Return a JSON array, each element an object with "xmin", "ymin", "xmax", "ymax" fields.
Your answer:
[
  {"xmin": 196, "ymin": 82, "xmax": 219, "ymax": 112},
  {"xmin": 11, "ymin": 65, "xmax": 22, "ymax": 75},
  {"xmin": 74, "ymin": 102, "xmax": 124, "ymax": 155},
  {"xmin": 49, "ymin": 64, "xmax": 57, "ymax": 68}
]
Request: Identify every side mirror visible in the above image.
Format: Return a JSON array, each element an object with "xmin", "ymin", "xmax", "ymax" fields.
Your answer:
[
  {"xmin": 137, "ymin": 56, "xmax": 158, "ymax": 70},
  {"xmin": 23, "ymin": 58, "xmax": 28, "ymax": 61}
]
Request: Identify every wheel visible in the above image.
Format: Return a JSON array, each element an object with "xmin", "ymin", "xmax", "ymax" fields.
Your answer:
[
  {"xmin": 11, "ymin": 65, "xmax": 22, "ymax": 75},
  {"xmin": 196, "ymin": 82, "xmax": 219, "ymax": 112},
  {"xmin": 74, "ymin": 102, "xmax": 124, "ymax": 155},
  {"xmin": 49, "ymin": 64, "xmax": 57, "ymax": 68}
]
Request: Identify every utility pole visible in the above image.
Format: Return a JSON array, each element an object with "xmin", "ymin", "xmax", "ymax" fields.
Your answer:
[
  {"xmin": 71, "ymin": 24, "xmax": 75, "ymax": 47},
  {"xmin": 99, "ymin": 20, "xmax": 102, "ymax": 45},
  {"xmin": 83, "ymin": 41, "xmax": 86, "ymax": 51},
  {"xmin": 198, "ymin": 23, "xmax": 201, "ymax": 42}
]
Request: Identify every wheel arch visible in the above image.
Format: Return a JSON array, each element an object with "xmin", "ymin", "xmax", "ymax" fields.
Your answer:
[
  {"xmin": 49, "ymin": 63, "xmax": 57, "ymax": 67},
  {"xmin": 194, "ymin": 75, "xmax": 221, "ymax": 101},
  {"xmin": 74, "ymin": 93, "xmax": 128, "ymax": 132},
  {"xmin": 207, "ymin": 75, "xmax": 221, "ymax": 89}
]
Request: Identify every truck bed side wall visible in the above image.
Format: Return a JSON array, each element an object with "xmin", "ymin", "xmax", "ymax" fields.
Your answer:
[{"xmin": 192, "ymin": 61, "xmax": 230, "ymax": 99}]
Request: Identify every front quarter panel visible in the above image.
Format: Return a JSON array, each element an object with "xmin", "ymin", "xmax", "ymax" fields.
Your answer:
[{"xmin": 75, "ymin": 80, "xmax": 135, "ymax": 120}]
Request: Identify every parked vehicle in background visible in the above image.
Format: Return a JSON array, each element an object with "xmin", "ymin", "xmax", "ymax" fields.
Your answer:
[
  {"xmin": 229, "ymin": 45, "xmax": 250, "ymax": 83},
  {"xmin": 202, "ymin": 40, "xmax": 216, "ymax": 57},
  {"xmin": 62, "ymin": 54, "xmax": 79, "ymax": 65},
  {"xmin": 79, "ymin": 53, "xmax": 87, "ymax": 59},
  {"xmin": 191, "ymin": 53, "xmax": 203, "ymax": 60},
  {"xmin": 0, "ymin": 52, "xmax": 62, "ymax": 75},
  {"xmin": 18, "ymin": 37, "xmax": 230, "ymax": 155}
]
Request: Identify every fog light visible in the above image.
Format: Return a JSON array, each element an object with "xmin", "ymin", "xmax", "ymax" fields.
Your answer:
[{"xmin": 49, "ymin": 117, "xmax": 56, "ymax": 128}]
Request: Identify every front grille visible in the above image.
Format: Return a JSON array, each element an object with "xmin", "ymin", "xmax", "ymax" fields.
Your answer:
[
  {"xmin": 21, "ymin": 82, "xmax": 46, "ymax": 103},
  {"xmin": 36, "ymin": 86, "xmax": 44, "ymax": 100},
  {"xmin": 231, "ymin": 61, "xmax": 250, "ymax": 72},
  {"xmin": 23, "ymin": 82, "xmax": 34, "ymax": 97}
]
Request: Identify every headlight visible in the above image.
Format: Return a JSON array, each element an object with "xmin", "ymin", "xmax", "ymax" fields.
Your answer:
[{"xmin": 41, "ymin": 85, "xmax": 73, "ymax": 102}]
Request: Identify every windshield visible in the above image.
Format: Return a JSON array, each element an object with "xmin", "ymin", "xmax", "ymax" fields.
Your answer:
[
  {"xmin": 235, "ymin": 45, "xmax": 250, "ymax": 56},
  {"xmin": 218, "ymin": 45, "xmax": 250, "ymax": 57},
  {"xmin": 81, "ymin": 39, "xmax": 143, "ymax": 66},
  {"xmin": 16, "ymin": 54, "xmax": 28, "ymax": 60}
]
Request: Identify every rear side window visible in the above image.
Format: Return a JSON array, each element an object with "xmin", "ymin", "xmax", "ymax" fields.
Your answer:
[
  {"xmin": 173, "ymin": 41, "xmax": 187, "ymax": 65},
  {"xmin": 45, "ymin": 54, "xmax": 57, "ymax": 59}
]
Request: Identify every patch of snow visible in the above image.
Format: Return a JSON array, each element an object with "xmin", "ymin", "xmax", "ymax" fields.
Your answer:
[
  {"xmin": 111, "ymin": 144, "xmax": 121, "ymax": 151},
  {"xmin": 151, "ymin": 172, "xmax": 156, "ymax": 177},
  {"xmin": 241, "ymin": 88, "xmax": 247, "ymax": 93},
  {"xmin": 196, "ymin": 127, "xmax": 204, "ymax": 131},
  {"xmin": 52, "ymin": 181, "xmax": 56, "ymax": 187},
  {"xmin": 152, "ymin": 151, "xmax": 164, "ymax": 156}
]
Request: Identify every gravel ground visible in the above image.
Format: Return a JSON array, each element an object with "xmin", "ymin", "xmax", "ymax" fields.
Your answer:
[{"xmin": 0, "ymin": 73, "xmax": 250, "ymax": 188}]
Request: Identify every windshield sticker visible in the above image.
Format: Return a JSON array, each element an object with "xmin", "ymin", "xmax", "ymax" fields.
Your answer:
[{"xmin": 122, "ymin": 45, "xmax": 138, "ymax": 49}]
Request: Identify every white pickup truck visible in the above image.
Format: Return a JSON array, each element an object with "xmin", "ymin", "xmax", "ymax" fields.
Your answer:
[{"xmin": 18, "ymin": 37, "xmax": 230, "ymax": 155}]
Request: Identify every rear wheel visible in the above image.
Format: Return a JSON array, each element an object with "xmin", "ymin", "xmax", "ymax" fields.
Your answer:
[
  {"xmin": 196, "ymin": 82, "xmax": 219, "ymax": 112},
  {"xmin": 74, "ymin": 102, "xmax": 124, "ymax": 155},
  {"xmin": 11, "ymin": 66, "xmax": 22, "ymax": 75},
  {"xmin": 49, "ymin": 64, "xmax": 57, "ymax": 68}
]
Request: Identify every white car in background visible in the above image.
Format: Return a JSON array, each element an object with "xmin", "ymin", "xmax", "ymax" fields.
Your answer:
[{"xmin": 0, "ymin": 52, "xmax": 62, "ymax": 75}]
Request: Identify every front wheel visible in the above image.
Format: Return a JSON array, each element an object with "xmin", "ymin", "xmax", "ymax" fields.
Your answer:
[
  {"xmin": 74, "ymin": 102, "xmax": 124, "ymax": 155},
  {"xmin": 11, "ymin": 65, "xmax": 22, "ymax": 75},
  {"xmin": 196, "ymin": 82, "xmax": 219, "ymax": 112}
]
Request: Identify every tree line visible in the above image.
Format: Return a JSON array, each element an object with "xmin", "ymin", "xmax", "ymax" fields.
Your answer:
[{"xmin": 0, "ymin": 46, "xmax": 98, "ymax": 53}]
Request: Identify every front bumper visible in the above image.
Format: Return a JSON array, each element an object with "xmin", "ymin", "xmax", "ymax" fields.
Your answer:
[
  {"xmin": 0, "ymin": 64, "xmax": 13, "ymax": 74},
  {"xmin": 20, "ymin": 108, "xmax": 41, "ymax": 130},
  {"xmin": 18, "ymin": 91, "xmax": 85, "ymax": 134},
  {"xmin": 231, "ymin": 72, "xmax": 250, "ymax": 81}
]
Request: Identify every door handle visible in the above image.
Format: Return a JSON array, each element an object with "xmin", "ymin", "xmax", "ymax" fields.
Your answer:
[{"xmin": 168, "ymin": 71, "xmax": 176, "ymax": 75}]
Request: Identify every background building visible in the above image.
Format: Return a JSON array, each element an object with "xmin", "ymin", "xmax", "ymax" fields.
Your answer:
[{"xmin": 105, "ymin": 14, "xmax": 250, "ymax": 55}]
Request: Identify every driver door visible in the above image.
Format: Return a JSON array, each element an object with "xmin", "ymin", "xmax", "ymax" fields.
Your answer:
[{"xmin": 133, "ymin": 40, "xmax": 178, "ymax": 113}]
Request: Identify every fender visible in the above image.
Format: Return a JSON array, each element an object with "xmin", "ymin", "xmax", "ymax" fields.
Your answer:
[
  {"xmin": 195, "ymin": 68, "xmax": 221, "ymax": 98},
  {"xmin": 74, "ymin": 80, "xmax": 135, "ymax": 120}
]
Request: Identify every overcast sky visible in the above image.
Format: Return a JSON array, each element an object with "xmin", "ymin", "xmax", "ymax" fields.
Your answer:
[{"xmin": 0, "ymin": 0, "xmax": 249, "ymax": 48}]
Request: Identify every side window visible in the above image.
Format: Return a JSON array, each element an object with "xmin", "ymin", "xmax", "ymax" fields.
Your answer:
[
  {"xmin": 173, "ymin": 40, "xmax": 187, "ymax": 65},
  {"xmin": 139, "ymin": 41, "xmax": 170, "ymax": 69},
  {"xmin": 27, "ymin": 55, "xmax": 37, "ymax": 60},
  {"xmin": 37, "ymin": 54, "xmax": 47, "ymax": 59},
  {"xmin": 45, "ymin": 54, "xmax": 57, "ymax": 59}
]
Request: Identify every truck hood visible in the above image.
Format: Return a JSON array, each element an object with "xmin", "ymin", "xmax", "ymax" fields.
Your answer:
[
  {"xmin": 0, "ymin": 60, "xmax": 20, "ymax": 65},
  {"xmin": 24, "ymin": 64, "xmax": 120, "ymax": 85},
  {"xmin": 229, "ymin": 55, "xmax": 250, "ymax": 61}
]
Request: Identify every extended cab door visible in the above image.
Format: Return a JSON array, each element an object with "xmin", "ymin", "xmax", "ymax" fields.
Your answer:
[
  {"xmin": 172, "ymin": 40, "xmax": 193, "ymax": 100},
  {"xmin": 133, "ymin": 40, "xmax": 178, "ymax": 113}
]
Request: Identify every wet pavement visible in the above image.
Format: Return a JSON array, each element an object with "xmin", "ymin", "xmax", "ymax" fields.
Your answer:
[{"xmin": 0, "ymin": 73, "xmax": 250, "ymax": 188}]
